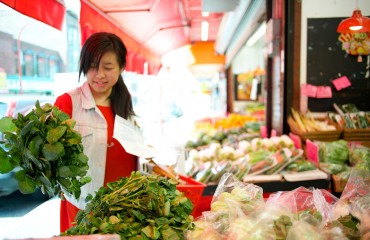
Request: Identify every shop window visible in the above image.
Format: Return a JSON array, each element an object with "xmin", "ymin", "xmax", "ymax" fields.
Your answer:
[
  {"xmin": 23, "ymin": 51, "xmax": 34, "ymax": 76},
  {"xmin": 37, "ymin": 54, "xmax": 47, "ymax": 77},
  {"xmin": 49, "ymin": 57, "xmax": 60, "ymax": 77}
]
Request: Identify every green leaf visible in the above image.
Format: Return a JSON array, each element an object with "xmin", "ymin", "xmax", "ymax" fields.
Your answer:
[
  {"xmin": 0, "ymin": 147, "xmax": 14, "ymax": 173},
  {"xmin": 133, "ymin": 210, "xmax": 146, "ymax": 222},
  {"xmin": 38, "ymin": 173, "xmax": 52, "ymax": 188},
  {"xmin": 77, "ymin": 153, "xmax": 89, "ymax": 164},
  {"xmin": 17, "ymin": 174, "xmax": 37, "ymax": 194},
  {"xmin": 46, "ymin": 126, "xmax": 67, "ymax": 144},
  {"xmin": 0, "ymin": 117, "xmax": 17, "ymax": 133},
  {"xmin": 80, "ymin": 176, "xmax": 91, "ymax": 185},
  {"xmin": 42, "ymin": 142, "xmax": 65, "ymax": 161},
  {"xmin": 29, "ymin": 135, "xmax": 44, "ymax": 156},
  {"xmin": 142, "ymin": 225, "xmax": 160, "ymax": 239},
  {"xmin": 20, "ymin": 120, "xmax": 35, "ymax": 137},
  {"xmin": 155, "ymin": 217, "xmax": 170, "ymax": 226},
  {"xmin": 24, "ymin": 148, "xmax": 43, "ymax": 169},
  {"xmin": 53, "ymin": 107, "xmax": 70, "ymax": 122},
  {"xmin": 160, "ymin": 227, "xmax": 180, "ymax": 240},
  {"xmin": 58, "ymin": 166, "xmax": 87, "ymax": 178}
]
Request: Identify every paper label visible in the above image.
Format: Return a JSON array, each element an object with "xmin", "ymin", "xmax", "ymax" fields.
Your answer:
[
  {"xmin": 260, "ymin": 125, "xmax": 268, "ymax": 138},
  {"xmin": 316, "ymin": 86, "xmax": 332, "ymax": 98},
  {"xmin": 332, "ymin": 76, "xmax": 351, "ymax": 91},
  {"xmin": 301, "ymin": 84, "xmax": 317, "ymax": 98},
  {"xmin": 113, "ymin": 116, "xmax": 156, "ymax": 158},
  {"xmin": 289, "ymin": 132, "xmax": 302, "ymax": 149},
  {"xmin": 270, "ymin": 129, "xmax": 277, "ymax": 137},
  {"xmin": 306, "ymin": 139, "xmax": 319, "ymax": 166}
]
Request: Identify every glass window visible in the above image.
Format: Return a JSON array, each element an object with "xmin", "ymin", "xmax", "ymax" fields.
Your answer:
[
  {"xmin": 37, "ymin": 54, "xmax": 47, "ymax": 77},
  {"xmin": 49, "ymin": 57, "xmax": 60, "ymax": 77},
  {"xmin": 23, "ymin": 52, "xmax": 34, "ymax": 76}
]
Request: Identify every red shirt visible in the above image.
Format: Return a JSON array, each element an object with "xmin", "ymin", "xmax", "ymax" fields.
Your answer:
[{"xmin": 55, "ymin": 93, "xmax": 137, "ymax": 233}]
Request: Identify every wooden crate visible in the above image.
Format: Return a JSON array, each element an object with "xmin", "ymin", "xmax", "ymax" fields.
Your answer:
[
  {"xmin": 342, "ymin": 128, "xmax": 370, "ymax": 142},
  {"xmin": 288, "ymin": 118, "xmax": 342, "ymax": 141}
]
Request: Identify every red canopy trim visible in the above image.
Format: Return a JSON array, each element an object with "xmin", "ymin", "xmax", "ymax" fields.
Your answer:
[
  {"xmin": 80, "ymin": 0, "xmax": 161, "ymax": 75},
  {"xmin": 0, "ymin": 0, "xmax": 65, "ymax": 30}
]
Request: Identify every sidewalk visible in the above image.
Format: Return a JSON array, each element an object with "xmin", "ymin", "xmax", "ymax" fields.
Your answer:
[{"xmin": 0, "ymin": 197, "xmax": 60, "ymax": 239}]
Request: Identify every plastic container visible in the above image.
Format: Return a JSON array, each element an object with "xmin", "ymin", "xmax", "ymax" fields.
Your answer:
[{"xmin": 177, "ymin": 175, "xmax": 206, "ymax": 216}]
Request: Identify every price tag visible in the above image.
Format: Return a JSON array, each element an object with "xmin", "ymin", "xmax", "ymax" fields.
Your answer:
[
  {"xmin": 316, "ymin": 86, "xmax": 332, "ymax": 98},
  {"xmin": 260, "ymin": 125, "xmax": 268, "ymax": 138},
  {"xmin": 301, "ymin": 84, "xmax": 317, "ymax": 98},
  {"xmin": 289, "ymin": 132, "xmax": 302, "ymax": 149},
  {"xmin": 332, "ymin": 76, "xmax": 351, "ymax": 91},
  {"xmin": 271, "ymin": 129, "xmax": 277, "ymax": 137},
  {"xmin": 306, "ymin": 139, "xmax": 319, "ymax": 166}
]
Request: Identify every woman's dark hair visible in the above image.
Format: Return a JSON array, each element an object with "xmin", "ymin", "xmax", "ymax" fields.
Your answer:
[{"xmin": 79, "ymin": 32, "xmax": 135, "ymax": 119}]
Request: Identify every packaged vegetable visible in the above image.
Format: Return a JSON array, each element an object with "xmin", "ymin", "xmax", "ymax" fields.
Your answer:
[
  {"xmin": 349, "ymin": 145, "xmax": 370, "ymax": 171},
  {"xmin": 318, "ymin": 140, "xmax": 349, "ymax": 164},
  {"xmin": 332, "ymin": 168, "xmax": 370, "ymax": 238}
]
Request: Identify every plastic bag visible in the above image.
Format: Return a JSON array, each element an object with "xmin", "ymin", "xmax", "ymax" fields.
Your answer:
[
  {"xmin": 332, "ymin": 168, "xmax": 370, "ymax": 238},
  {"xmin": 186, "ymin": 173, "xmax": 265, "ymax": 239},
  {"xmin": 266, "ymin": 186, "xmax": 339, "ymax": 229},
  {"xmin": 348, "ymin": 145, "xmax": 370, "ymax": 171}
]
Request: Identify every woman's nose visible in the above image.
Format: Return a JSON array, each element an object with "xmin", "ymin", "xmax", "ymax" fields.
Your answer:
[{"xmin": 96, "ymin": 68, "xmax": 105, "ymax": 78}]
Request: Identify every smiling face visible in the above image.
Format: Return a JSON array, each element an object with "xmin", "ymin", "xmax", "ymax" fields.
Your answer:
[{"xmin": 86, "ymin": 51, "xmax": 123, "ymax": 100}]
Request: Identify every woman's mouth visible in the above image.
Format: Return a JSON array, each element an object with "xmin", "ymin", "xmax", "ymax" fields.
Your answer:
[{"xmin": 94, "ymin": 81, "xmax": 107, "ymax": 86}]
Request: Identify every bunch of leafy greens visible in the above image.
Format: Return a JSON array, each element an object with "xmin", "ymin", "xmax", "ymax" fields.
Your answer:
[
  {"xmin": 63, "ymin": 171, "xmax": 194, "ymax": 240},
  {"xmin": 318, "ymin": 140, "xmax": 349, "ymax": 164},
  {"xmin": 0, "ymin": 101, "xmax": 91, "ymax": 199}
]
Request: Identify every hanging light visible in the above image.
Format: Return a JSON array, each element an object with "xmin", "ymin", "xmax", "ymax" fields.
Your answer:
[
  {"xmin": 337, "ymin": 0, "xmax": 370, "ymax": 34},
  {"xmin": 337, "ymin": 9, "xmax": 370, "ymax": 33}
]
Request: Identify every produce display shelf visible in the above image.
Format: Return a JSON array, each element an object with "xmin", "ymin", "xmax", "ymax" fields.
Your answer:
[{"xmin": 342, "ymin": 128, "xmax": 370, "ymax": 141}]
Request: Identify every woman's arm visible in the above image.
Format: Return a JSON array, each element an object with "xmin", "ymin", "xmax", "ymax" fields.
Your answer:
[{"xmin": 54, "ymin": 93, "xmax": 73, "ymax": 118}]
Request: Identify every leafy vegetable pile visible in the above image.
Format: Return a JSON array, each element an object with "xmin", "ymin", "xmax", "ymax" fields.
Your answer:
[
  {"xmin": 0, "ymin": 101, "xmax": 91, "ymax": 199},
  {"xmin": 63, "ymin": 171, "xmax": 194, "ymax": 240}
]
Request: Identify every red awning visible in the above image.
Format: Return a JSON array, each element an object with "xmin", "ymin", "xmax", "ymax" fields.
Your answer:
[
  {"xmin": 0, "ymin": 0, "xmax": 65, "ymax": 30},
  {"xmin": 80, "ymin": 0, "xmax": 161, "ymax": 75}
]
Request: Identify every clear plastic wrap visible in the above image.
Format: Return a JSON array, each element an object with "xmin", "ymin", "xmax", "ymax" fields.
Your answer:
[
  {"xmin": 186, "ymin": 171, "xmax": 369, "ymax": 239},
  {"xmin": 266, "ymin": 186, "xmax": 339, "ymax": 229},
  {"xmin": 332, "ymin": 168, "xmax": 370, "ymax": 238},
  {"xmin": 185, "ymin": 173, "xmax": 265, "ymax": 239}
]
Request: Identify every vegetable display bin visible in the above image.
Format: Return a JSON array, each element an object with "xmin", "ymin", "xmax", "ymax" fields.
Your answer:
[{"xmin": 177, "ymin": 175, "xmax": 206, "ymax": 216}]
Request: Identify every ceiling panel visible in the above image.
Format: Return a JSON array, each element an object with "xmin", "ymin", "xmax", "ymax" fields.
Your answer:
[{"xmin": 85, "ymin": 0, "xmax": 226, "ymax": 57}]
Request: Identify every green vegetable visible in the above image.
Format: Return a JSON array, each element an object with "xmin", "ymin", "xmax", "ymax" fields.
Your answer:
[
  {"xmin": 349, "ymin": 146, "xmax": 370, "ymax": 171},
  {"xmin": 318, "ymin": 140, "xmax": 349, "ymax": 164},
  {"xmin": 0, "ymin": 101, "xmax": 91, "ymax": 199},
  {"xmin": 63, "ymin": 171, "xmax": 194, "ymax": 239},
  {"xmin": 329, "ymin": 214, "xmax": 361, "ymax": 240},
  {"xmin": 273, "ymin": 215, "xmax": 292, "ymax": 240},
  {"xmin": 285, "ymin": 158, "xmax": 317, "ymax": 172}
]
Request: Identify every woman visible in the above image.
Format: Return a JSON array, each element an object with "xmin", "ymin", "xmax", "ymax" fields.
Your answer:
[{"xmin": 54, "ymin": 32, "xmax": 137, "ymax": 233}]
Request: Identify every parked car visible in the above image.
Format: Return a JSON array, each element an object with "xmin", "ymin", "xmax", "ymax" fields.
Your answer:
[{"xmin": 0, "ymin": 94, "xmax": 54, "ymax": 197}]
